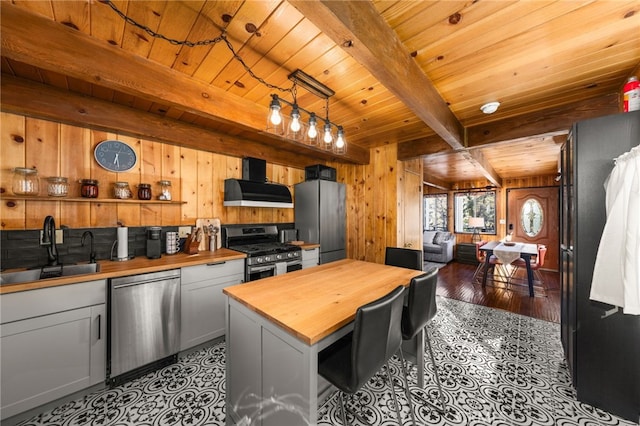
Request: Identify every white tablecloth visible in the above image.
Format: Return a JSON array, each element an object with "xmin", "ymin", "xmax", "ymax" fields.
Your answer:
[{"xmin": 493, "ymin": 242, "xmax": 523, "ymax": 265}]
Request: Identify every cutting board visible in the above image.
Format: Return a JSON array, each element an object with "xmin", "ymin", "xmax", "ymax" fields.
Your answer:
[{"xmin": 195, "ymin": 218, "xmax": 221, "ymax": 251}]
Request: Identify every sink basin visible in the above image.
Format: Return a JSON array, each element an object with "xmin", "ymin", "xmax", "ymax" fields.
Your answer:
[{"xmin": 0, "ymin": 263, "xmax": 101, "ymax": 285}]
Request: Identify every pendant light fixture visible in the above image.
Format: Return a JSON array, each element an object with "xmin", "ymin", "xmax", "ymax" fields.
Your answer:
[
  {"xmin": 104, "ymin": 2, "xmax": 346, "ymax": 154},
  {"xmin": 307, "ymin": 113, "xmax": 319, "ymax": 145},
  {"xmin": 267, "ymin": 95, "xmax": 284, "ymax": 136},
  {"xmin": 267, "ymin": 70, "xmax": 346, "ymax": 153}
]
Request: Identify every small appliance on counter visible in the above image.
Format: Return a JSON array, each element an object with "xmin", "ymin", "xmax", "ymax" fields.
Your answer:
[
  {"xmin": 146, "ymin": 226, "xmax": 162, "ymax": 259},
  {"xmin": 279, "ymin": 228, "xmax": 298, "ymax": 243}
]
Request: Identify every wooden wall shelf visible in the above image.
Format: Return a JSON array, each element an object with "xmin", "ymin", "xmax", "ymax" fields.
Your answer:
[{"xmin": 1, "ymin": 196, "xmax": 186, "ymax": 205}]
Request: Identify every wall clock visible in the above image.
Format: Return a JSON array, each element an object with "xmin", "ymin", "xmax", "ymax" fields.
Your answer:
[{"xmin": 94, "ymin": 140, "xmax": 137, "ymax": 172}]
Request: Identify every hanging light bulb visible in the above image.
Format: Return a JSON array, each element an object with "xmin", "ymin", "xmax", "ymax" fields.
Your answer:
[
  {"xmin": 323, "ymin": 122, "xmax": 333, "ymax": 147},
  {"xmin": 269, "ymin": 95, "xmax": 282, "ymax": 125},
  {"xmin": 335, "ymin": 126, "xmax": 345, "ymax": 148},
  {"xmin": 307, "ymin": 113, "xmax": 318, "ymax": 139},
  {"xmin": 290, "ymin": 104, "xmax": 301, "ymax": 133},
  {"xmin": 334, "ymin": 126, "xmax": 346, "ymax": 154}
]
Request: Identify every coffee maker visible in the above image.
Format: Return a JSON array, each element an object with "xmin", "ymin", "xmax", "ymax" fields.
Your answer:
[{"xmin": 146, "ymin": 226, "xmax": 162, "ymax": 259}]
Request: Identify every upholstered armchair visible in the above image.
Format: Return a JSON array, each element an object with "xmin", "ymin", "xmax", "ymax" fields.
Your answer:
[{"xmin": 422, "ymin": 231, "xmax": 456, "ymax": 263}]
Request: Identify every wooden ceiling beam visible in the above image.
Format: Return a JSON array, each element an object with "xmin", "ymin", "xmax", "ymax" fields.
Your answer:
[
  {"xmin": 466, "ymin": 93, "xmax": 620, "ymax": 147},
  {"xmin": 289, "ymin": 0, "xmax": 465, "ymax": 150},
  {"xmin": 462, "ymin": 149, "xmax": 502, "ymax": 188},
  {"xmin": 423, "ymin": 176, "xmax": 450, "ymax": 191},
  {"xmin": 398, "ymin": 136, "xmax": 452, "ymax": 160},
  {"xmin": 0, "ymin": 75, "xmax": 336, "ymax": 169},
  {"xmin": 288, "ymin": 1, "xmax": 510, "ymax": 187},
  {"xmin": 0, "ymin": 2, "xmax": 369, "ymax": 165}
]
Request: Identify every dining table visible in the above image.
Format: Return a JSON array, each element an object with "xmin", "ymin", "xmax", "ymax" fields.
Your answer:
[
  {"xmin": 222, "ymin": 259, "xmax": 425, "ymax": 426},
  {"xmin": 479, "ymin": 240, "xmax": 539, "ymax": 297}
]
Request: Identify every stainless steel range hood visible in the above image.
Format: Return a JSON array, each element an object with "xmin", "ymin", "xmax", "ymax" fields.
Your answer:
[{"xmin": 224, "ymin": 179, "xmax": 293, "ymax": 208}]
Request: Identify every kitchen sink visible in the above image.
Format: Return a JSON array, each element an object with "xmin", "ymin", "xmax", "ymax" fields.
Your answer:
[{"xmin": 0, "ymin": 263, "xmax": 101, "ymax": 285}]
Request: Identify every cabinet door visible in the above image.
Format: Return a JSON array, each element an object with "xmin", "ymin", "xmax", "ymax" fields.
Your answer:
[
  {"xmin": 301, "ymin": 248, "xmax": 319, "ymax": 269},
  {"xmin": 1, "ymin": 304, "xmax": 105, "ymax": 420},
  {"xmin": 181, "ymin": 261, "xmax": 243, "ymax": 350}
]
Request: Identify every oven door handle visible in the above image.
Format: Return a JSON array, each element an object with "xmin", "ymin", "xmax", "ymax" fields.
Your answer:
[{"xmin": 249, "ymin": 264, "xmax": 276, "ymax": 273}]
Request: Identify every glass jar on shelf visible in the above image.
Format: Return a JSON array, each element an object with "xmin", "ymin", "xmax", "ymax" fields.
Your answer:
[
  {"xmin": 80, "ymin": 179, "xmax": 99, "ymax": 198},
  {"xmin": 46, "ymin": 176, "xmax": 69, "ymax": 197},
  {"xmin": 137, "ymin": 183, "xmax": 152, "ymax": 200},
  {"xmin": 158, "ymin": 180, "xmax": 172, "ymax": 201},
  {"xmin": 113, "ymin": 181, "xmax": 132, "ymax": 199},
  {"xmin": 12, "ymin": 167, "xmax": 39, "ymax": 195}
]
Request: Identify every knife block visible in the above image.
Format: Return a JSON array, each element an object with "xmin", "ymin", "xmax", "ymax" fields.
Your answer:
[{"xmin": 185, "ymin": 239, "xmax": 200, "ymax": 255}]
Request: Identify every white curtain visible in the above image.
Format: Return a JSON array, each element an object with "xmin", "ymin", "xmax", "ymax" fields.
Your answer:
[{"xmin": 590, "ymin": 144, "xmax": 640, "ymax": 315}]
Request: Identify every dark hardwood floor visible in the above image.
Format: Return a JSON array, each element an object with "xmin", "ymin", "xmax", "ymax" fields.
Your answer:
[{"xmin": 435, "ymin": 261, "xmax": 561, "ymax": 323}]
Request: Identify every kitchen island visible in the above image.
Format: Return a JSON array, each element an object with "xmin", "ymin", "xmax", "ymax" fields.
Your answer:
[{"xmin": 223, "ymin": 259, "xmax": 424, "ymax": 426}]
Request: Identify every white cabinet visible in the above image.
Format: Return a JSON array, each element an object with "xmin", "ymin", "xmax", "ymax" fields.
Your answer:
[
  {"xmin": 181, "ymin": 259, "xmax": 244, "ymax": 350},
  {"xmin": 302, "ymin": 247, "xmax": 319, "ymax": 269},
  {"xmin": 0, "ymin": 280, "xmax": 106, "ymax": 421}
]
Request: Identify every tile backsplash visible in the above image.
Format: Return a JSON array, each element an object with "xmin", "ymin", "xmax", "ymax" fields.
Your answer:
[{"xmin": 1, "ymin": 226, "xmax": 178, "ymax": 270}]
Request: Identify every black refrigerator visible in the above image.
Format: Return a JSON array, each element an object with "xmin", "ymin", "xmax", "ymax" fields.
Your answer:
[
  {"xmin": 560, "ymin": 110, "xmax": 640, "ymax": 422},
  {"xmin": 294, "ymin": 179, "xmax": 346, "ymax": 264}
]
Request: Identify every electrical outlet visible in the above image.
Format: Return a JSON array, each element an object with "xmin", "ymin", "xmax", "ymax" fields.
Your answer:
[
  {"xmin": 178, "ymin": 226, "xmax": 191, "ymax": 238},
  {"xmin": 40, "ymin": 229, "xmax": 64, "ymax": 245}
]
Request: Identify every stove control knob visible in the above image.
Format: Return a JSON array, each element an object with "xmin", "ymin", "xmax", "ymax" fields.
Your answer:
[{"xmin": 256, "ymin": 257, "xmax": 263, "ymax": 263}]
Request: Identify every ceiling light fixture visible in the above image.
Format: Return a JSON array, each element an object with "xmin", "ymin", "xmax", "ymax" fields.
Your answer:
[
  {"xmin": 267, "ymin": 71, "xmax": 346, "ymax": 153},
  {"xmin": 103, "ymin": 0, "xmax": 346, "ymax": 155},
  {"xmin": 480, "ymin": 101, "xmax": 500, "ymax": 114}
]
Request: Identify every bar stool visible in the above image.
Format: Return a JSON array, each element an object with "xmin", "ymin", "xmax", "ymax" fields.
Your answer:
[
  {"xmin": 385, "ymin": 246, "xmax": 423, "ymax": 270},
  {"xmin": 318, "ymin": 286, "xmax": 414, "ymax": 425},
  {"xmin": 400, "ymin": 268, "xmax": 446, "ymax": 413}
]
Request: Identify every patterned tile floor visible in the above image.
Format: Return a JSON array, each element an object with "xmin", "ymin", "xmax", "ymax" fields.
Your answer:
[{"xmin": 16, "ymin": 297, "xmax": 638, "ymax": 426}]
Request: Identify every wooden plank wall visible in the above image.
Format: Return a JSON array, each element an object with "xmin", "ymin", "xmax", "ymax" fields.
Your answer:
[
  {"xmin": 425, "ymin": 175, "xmax": 560, "ymax": 244},
  {"xmin": 0, "ymin": 112, "xmax": 303, "ymax": 230},
  {"xmin": 331, "ymin": 144, "xmax": 403, "ymax": 264},
  {"xmin": 1, "ymin": 112, "xmax": 418, "ymax": 266},
  {"xmin": 398, "ymin": 158, "xmax": 423, "ymax": 251}
]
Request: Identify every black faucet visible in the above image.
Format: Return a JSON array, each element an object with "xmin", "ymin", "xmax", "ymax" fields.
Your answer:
[
  {"xmin": 81, "ymin": 231, "xmax": 96, "ymax": 264},
  {"xmin": 42, "ymin": 215, "xmax": 59, "ymax": 266}
]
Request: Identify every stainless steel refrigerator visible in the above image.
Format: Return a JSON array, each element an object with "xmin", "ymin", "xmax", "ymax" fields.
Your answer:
[{"xmin": 295, "ymin": 179, "xmax": 346, "ymax": 264}]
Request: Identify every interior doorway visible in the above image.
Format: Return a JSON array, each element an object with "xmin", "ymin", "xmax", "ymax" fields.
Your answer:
[{"xmin": 506, "ymin": 187, "xmax": 560, "ymax": 271}]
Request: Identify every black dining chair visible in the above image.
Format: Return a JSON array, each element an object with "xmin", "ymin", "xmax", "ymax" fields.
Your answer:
[
  {"xmin": 400, "ymin": 267, "xmax": 446, "ymax": 413},
  {"xmin": 318, "ymin": 285, "xmax": 414, "ymax": 425},
  {"xmin": 385, "ymin": 246, "xmax": 423, "ymax": 270}
]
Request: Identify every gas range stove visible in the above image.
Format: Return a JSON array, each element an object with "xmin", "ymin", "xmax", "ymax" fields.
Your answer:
[
  {"xmin": 224, "ymin": 225, "xmax": 302, "ymax": 281},
  {"xmin": 229, "ymin": 242, "xmax": 301, "ymax": 265}
]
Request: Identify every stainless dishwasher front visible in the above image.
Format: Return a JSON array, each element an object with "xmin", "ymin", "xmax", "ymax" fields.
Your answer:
[{"xmin": 108, "ymin": 269, "xmax": 181, "ymax": 384}]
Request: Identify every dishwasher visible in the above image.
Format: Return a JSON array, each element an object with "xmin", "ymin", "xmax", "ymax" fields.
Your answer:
[{"xmin": 108, "ymin": 269, "xmax": 181, "ymax": 385}]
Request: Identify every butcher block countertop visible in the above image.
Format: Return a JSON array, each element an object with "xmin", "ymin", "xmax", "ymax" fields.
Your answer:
[
  {"xmin": 223, "ymin": 259, "xmax": 423, "ymax": 345},
  {"xmin": 0, "ymin": 248, "xmax": 246, "ymax": 295}
]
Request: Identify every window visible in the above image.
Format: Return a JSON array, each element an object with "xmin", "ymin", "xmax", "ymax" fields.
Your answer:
[
  {"xmin": 454, "ymin": 191, "xmax": 496, "ymax": 234},
  {"xmin": 424, "ymin": 193, "xmax": 448, "ymax": 231},
  {"xmin": 521, "ymin": 198, "xmax": 543, "ymax": 237}
]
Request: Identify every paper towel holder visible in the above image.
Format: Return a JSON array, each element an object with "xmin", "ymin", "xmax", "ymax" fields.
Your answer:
[{"xmin": 110, "ymin": 240, "xmax": 135, "ymax": 261}]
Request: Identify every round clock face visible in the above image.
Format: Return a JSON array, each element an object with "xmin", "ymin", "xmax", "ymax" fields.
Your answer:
[{"xmin": 94, "ymin": 140, "xmax": 137, "ymax": 172}]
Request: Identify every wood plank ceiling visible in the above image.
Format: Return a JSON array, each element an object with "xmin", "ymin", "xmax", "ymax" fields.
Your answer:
[{"xmin": 1, "ymin": 0, "xmax": 639, "ymax": 187}]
